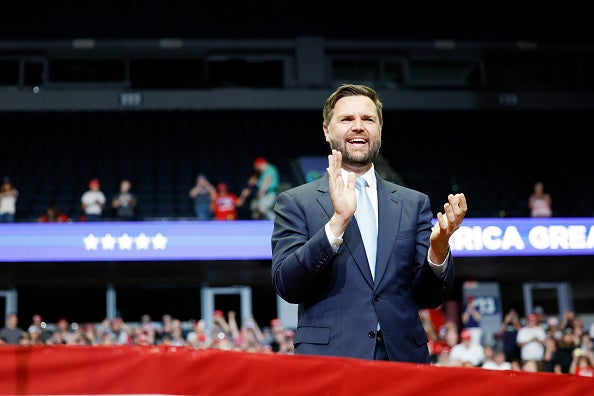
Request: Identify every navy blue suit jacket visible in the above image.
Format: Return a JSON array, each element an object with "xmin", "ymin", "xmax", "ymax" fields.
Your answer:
[{"xmin": 271, "ymin": 172, "xmax": 455, "ymax": 362}]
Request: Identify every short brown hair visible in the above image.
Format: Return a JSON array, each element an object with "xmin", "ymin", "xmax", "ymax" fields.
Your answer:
[{"xmin": 322, "ymin": 84, "xmax": 383, "ymax": 128}]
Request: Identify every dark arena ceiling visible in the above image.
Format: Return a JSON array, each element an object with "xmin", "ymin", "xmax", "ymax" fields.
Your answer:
[{"xmin": 2, "ymin": 2, "xmax": 591, "ymax": 43}]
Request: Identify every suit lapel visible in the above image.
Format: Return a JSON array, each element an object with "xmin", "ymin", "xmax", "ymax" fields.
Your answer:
[{"xmin": 315, "ymin": 176, "xmax": 335, "ymax": 218}]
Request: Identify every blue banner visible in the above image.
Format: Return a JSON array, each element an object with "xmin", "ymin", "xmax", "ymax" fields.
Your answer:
[
  {"xmin": 0, "ymin": 218, "xmax": 592, "ymax": 262},
  {"xmin": 450, "ymin": 218, "xmax": 594, "ymax": 257}
]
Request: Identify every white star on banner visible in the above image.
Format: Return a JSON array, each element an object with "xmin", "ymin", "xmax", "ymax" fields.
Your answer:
[
  {"xmin": 152, "ymin": 233, "xmax": 168, "ymax": 250},
  {"xmin": 100, "ymin": 233, "xmax": 116, "ymax": 250},
  {"xmin": 83, "ymin": 232, "xmax": 169, "ymax": 251},
  {"xmin": 117, "ymin": 233, "xmax": 134, "ymax": 250},
  {"xmin": 83, "ymin": 234, "xmax": 100, "ymax": 250},
  {"xmin": 135, "ymin": 233, "xmax": 151, "ymax": 250}
]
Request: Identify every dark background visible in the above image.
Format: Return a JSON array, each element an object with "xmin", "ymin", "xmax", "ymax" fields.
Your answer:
[{"xmin": 2, "ymin": 1, "xmax": 591, "ymax": 42}]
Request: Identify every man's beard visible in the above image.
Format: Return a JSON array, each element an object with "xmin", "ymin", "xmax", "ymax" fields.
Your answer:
[{"xmin": 329, "ymin": 137, "xmax": 381, "ymax": 167}]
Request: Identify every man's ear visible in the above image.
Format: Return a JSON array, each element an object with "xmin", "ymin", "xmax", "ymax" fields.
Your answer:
[{"xmin": 323, "ymin": 124, "xmax": 330, "ymax": 142}]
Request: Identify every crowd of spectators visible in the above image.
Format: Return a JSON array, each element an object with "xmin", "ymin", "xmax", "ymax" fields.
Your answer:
[
  {"xmin": 1, "ymin": 156, "xmax": 280, "ymax": 223},
  {"xmin": 0, "ymin": 310, "xmax": 295, "ymax": 355},
  {"xmin": 0, "ymin": 159, "xmax": 558, "ymax": 224},
  {"xmin": 422, "ymin": 306, "xmax": 594, "ymax": 377},
  {"xmin": 3, "ymin": 305, "xmax": 594, "ymax": 377}
]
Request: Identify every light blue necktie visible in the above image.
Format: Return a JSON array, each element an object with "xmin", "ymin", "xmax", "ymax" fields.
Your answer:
[{"xmin": 356, "ymin": 177, "xmax": 377, "ymax": 279}]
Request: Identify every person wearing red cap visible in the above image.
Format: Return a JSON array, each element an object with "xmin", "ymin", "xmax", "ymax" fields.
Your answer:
[
  {"xmin": 433, "ymin": 343, "xmax": 453, "ymax": 366},
  {"xmin": 28, "ymin": 314, "xmax": 52, "ymax": 344},
  {"xmin": 44, "ymin": 318, "xmax": 73, "ymax": 345},
  {"xmin": 81, "ymin": 178, "xmax": 106, "ymax": 221},
  {"xmin": 212, "ymin": 182, "xmax": 243, "ymax": 220},
  {"xmin": 27, "ymin": 314, "xmax": 44, "ymax": 335},
  {"xmin": 516, "ymin": 312, "xmax": 547, "ymax": 370},
  {"xmin": 449, "ymin": 328, "xmax": 485, "ymax": 366},
  {"xmin": 242, "ymin": 157, "xmax": 279, "ymax": 220}
]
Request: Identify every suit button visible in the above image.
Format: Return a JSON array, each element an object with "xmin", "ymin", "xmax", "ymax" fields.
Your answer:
[
  {"xmin": 368, "ymin": 331, "xmax": 376, "ymax": 339},
  {"xmin": 373, "ymin": 295, "xmax": 380, "ymax": 302}
]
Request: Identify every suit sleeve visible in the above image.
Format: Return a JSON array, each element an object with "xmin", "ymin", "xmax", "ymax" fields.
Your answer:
[
  {"xmin": 412, "ymin": 193, "xmax": 455, "ymax": 309},
  {"xmin": 271, "ymin": 189, "xmax": 337, "ymax": 304}
]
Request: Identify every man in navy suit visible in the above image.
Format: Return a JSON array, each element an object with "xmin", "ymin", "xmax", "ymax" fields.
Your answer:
[{"xmin": 271, "ymin": 84, "xmax": 467, "ymax": 362}]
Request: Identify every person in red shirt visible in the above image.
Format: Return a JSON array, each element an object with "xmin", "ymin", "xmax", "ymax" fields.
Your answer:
[
  {"xmin": 212, "ymin": 182, "xmax": 244, "ymax": 220},
  {"xmin": 570, "ymin": 350, "xmax": 594, "ymax": 377},
  {"xmin": 37, "ymin": 205, "xmax": 70, "ymax": 222}
]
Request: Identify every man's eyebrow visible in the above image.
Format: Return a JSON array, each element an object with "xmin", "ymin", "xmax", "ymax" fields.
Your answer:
[{"xmin": 335, "ymin": 112, "xmax": 377, "ymax": 119}]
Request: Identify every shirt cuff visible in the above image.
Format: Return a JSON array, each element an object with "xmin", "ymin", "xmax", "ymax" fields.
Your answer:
[
  {"xmin": 325, "ymin": 222, "xmax": 344, "ymax": 253},
  {"xmin": 427, "ymin": 249, "xmax": 450, "ymax": 277}
]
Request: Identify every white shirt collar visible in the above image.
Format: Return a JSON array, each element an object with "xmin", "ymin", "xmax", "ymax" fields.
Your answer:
[{"xmin": 341, "ymin": 164, "xmax": 376, "ymax": 189}]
